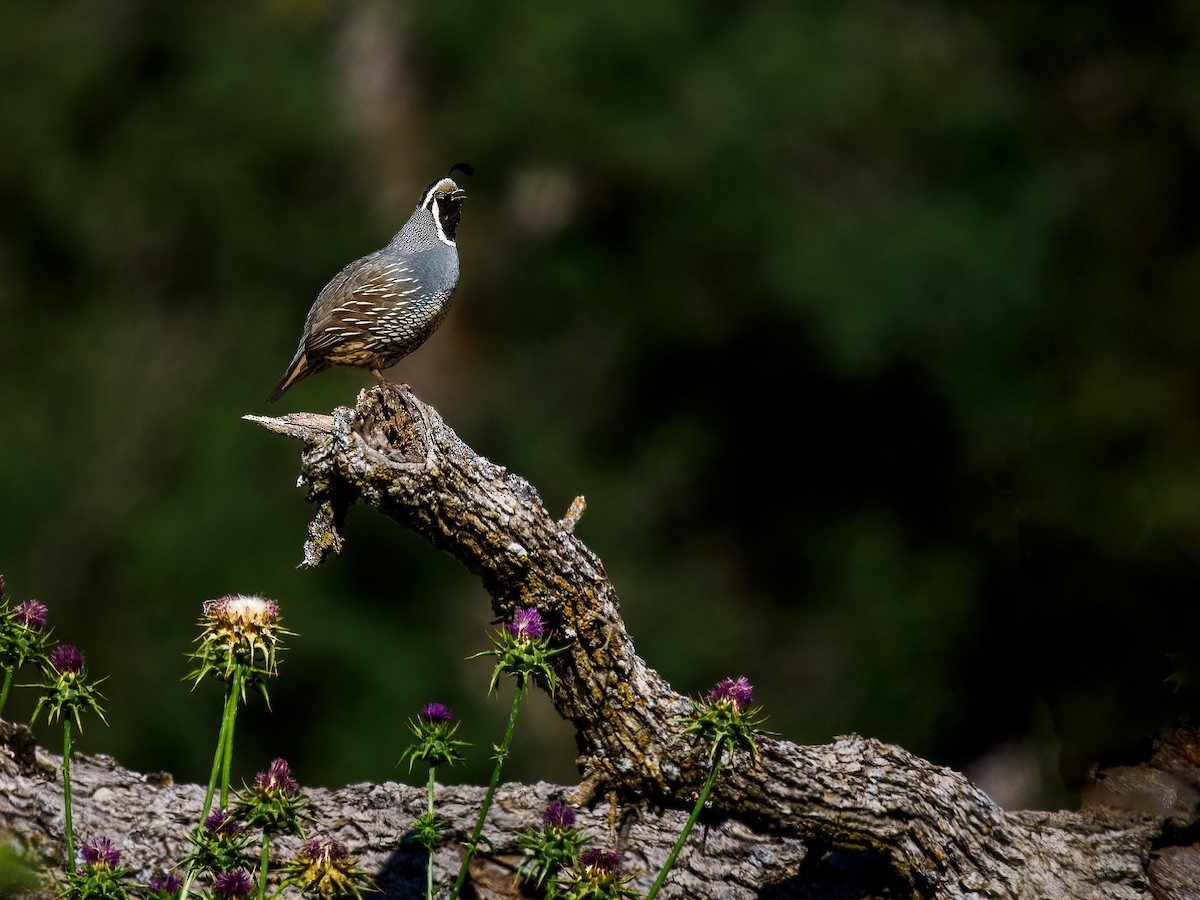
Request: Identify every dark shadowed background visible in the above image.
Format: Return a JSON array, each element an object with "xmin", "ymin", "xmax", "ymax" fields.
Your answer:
[{"xmin": 2, "ymin": 1, "xmax": 1199, "ymax": 810}]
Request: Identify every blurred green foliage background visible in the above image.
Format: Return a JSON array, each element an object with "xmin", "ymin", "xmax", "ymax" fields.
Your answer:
[{"xmin": 2, "ymin": 0, "xmax": 1199, "ymax": 810}]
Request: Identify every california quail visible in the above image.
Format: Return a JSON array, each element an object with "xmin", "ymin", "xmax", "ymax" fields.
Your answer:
[{"xmin": 266, "ymin": 174, "xmax": 468, "ymax": 402}]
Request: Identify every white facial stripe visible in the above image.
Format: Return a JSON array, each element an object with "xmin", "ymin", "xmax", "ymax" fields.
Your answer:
[{"xmin": 431, "ymin": 198, "xmax": 456, "ymax": 246}]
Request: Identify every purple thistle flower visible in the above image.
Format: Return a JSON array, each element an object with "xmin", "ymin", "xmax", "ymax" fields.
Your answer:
[
  {"xmin": 253, "ymin": 757, "xmax": 298, "ymax": 795},
  {"xmin": 204, "ymin": 594, "xmax": 280, "ymax": 625},
  {"xmin": 204, "ymin": 808, "xmax": 241, "ymax": 835},
  {"xmin": 14, "ymin": 599, "xmax": 47, "ymax": 629},
  {"xmin": 299, "ymin": 838, "xmax": 350, "ymax": 863},
  {"xmin": 0, "ymin": 575, "xmax": 5, "ymax": 596},
  {"xmin": 543, "ymin": 799, "xmax": 577, "ymax": 829},
  {"xmin": 579, "ymin": 848, "xmax": 623, "ymax": 875},
  {"xmin": 418, "ymin": 702, "xmax": 454, "ymax": 725},
  {"xmin": 506, "ymin": 607, "xmax": 546, "ymax": 640},
  {"xmin": 213, "ymin": 868, "xmax": 253, "ymax": 898},
  {"xmin": 80, "ymin": 836, "xmax": 120, "ymax": 868},
  {"xmin": 49, "ymin": 644, "xmax": 85, "ymax": 674},
  {"xmin": 707, "ymin": 676, "xmax": 753, "ymax": 711},
  {"xmin": 147, "ymin": 872, "xmax": 182, "ymax": 895}
]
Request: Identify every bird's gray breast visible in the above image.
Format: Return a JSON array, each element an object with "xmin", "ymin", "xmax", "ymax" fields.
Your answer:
[{"xmin": 373, "ymin": 244, "xmax": 460, "ymax": 340}]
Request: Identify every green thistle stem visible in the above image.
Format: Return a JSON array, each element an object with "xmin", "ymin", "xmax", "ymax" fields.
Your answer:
[
  {"xmin": 181, "ymin": 673, "xmax": 246, "ymax": 900},
  {"xmin": 62, "ymin": 720, "xmax": 75, "ymax": 873},
  {"xmin": 219, "ymin": 672, "xmax": 242, "ymax": 810},
  {"xmin": 259, "ymin": 832, "xmax": 270, "ymax": 900},
  {"xmin": 450, "ymin": 682, "xmax": 524, "ymax": 899},
  {"xmin": 0, "ymin": 666, "xmax": 13, "ymax": 717},
  {"xmin": 645, "ymin": 739, "xmax": 727, "ymax": 900},
  {"xmin": 426, "ymin": 765, "xmax": 437, "ymax": 900},
  {"xmin": 183, "ymin": 677, "xmax": 244, "ymax": 900},
  {"xmin": 202, "ymin": 685, "xmax": 233, "ymax": 819},
  {"xmin": 200, "ymin": 670, "xmax": 244, "ymax": 820}
]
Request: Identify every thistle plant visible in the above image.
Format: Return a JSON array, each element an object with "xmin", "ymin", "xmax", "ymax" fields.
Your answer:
[
  {"xmin": 557, "ymin": 849, "xmax": 638, "ymax": 900},
  {"xmin": 63, "ymin": 836, "xmax": 134, "ymax": 900},
  {"xmin": 276, "ymin": 838, "xmax": 377, "ymax": 899},
  {"xmin": 145, "ymin": 872, "xmax": 183, "ymax": 898},
  {"xmin": 30, "ymin": 643, "xmax": 107, "ymax": 875},
  {"xmin": 211, "ymin": 868, "xmax": 254, "ymax": 899},
  {"xmin": 516, "ymin": 799, "xmax": 589, "ymax": 897},
  {"xmin": 179, "ymin": 595, "xmax": 293, "ymax": 900},
  {"xmin": 645, "ymin": 676, "xmax": 769, "ymax": 900},
  {"xmin": 180, "ymin": 808, "xmax": 256, "ymax": 894},
  {"xmin": 233, "ymin": 758, "xmax": 307, "ymax": 899},
  {"xmin": 477, "ymin": 607, "xmax": 563, "ymax": 697},
  {"xmin": 451, "ymin": 607, "xmax": 565, "ymax": 899},
  {"xmin": 0, "ymin": 587, "xmax": 53, "ymax": 716},
  {"xmin": 397, "ymin": 702, "xmax": 468, "ymax": 900},
  {"xmin": 185, "ymin": 595, "xmax": 294, "ymax": 819}
]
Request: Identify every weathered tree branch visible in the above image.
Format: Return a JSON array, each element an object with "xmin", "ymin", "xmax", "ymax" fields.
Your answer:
[
  {"xmin": 2, "ymin": 385, "xmax": 1197, "ymax": 898},
  {"xmin": 234, "ymin": 384, "xmax": 1200, "ymax": 899},
  {"xmin": 0, "ymin": 719, "xmax": 811, "ymax": 898},
  {"xmin": 4, "ymin": 715, "xmax": 1196, "ymax": 898}
]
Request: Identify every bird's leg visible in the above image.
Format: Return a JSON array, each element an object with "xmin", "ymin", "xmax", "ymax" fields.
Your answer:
[{"xmin": 372, "ymin": 368, "xmax": 397, "ymax": 416}]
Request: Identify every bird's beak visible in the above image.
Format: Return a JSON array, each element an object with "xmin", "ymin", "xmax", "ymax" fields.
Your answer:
[{"xmin": 451, "ymin": 187, "xmax": 467, "ymax": 202}]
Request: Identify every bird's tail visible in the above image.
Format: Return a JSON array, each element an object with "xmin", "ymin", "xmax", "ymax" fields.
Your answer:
[{"xmin": 266, "ymin": 351, "xmax": 315, "ymax": 403}]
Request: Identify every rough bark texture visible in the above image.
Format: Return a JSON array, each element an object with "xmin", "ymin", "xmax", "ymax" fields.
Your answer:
[
  {"xmin": 2, "ymin": 384, "xmax": 1199, "ymax": 899},
  {"xmin": 0, "ymin": 720, "xmax": 812, "ymax": 898}
]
